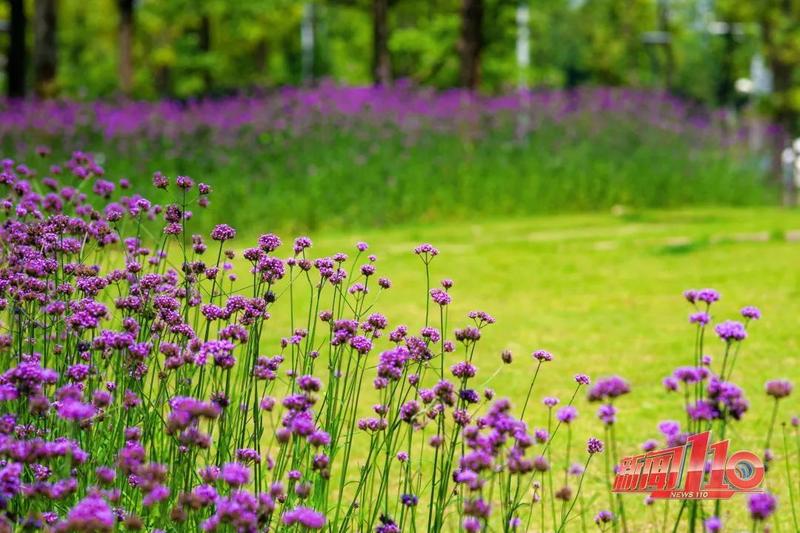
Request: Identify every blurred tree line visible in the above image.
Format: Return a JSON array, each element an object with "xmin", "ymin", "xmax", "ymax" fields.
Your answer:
[{"xmin": 0, "ymin": 0, "xmax": 798, "ymax": 130}]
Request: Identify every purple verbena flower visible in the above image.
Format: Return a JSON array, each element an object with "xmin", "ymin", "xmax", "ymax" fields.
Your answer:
[
  {"xmin": 714, "ymin": 320, "xmax": 746, "ymax": 342},
  {"xmin": 765, "ymin": 379, "xmax": 793, "ymax": 399},
  {"xmin": 704, "ymin": 516, "xmax": 721, "ymax": 532},
  {"xmin": 697, "ymin": 289, "xmax": 720, "ymax": 305},
  {"xmin": 597, "ymin": 404, "xmax": 617, "ymax": 425},
  {"xmin": 689, "ymin": 312, "xmax": 710, "ymax": 325},
  {"xmin": 63, "ymin": 494, "xmax": 114, "ymax": 531},
  {"xmin": 221, "ymin": 463, "xmax": 250, "ymax": 487},
  {"xmin": 740, "ymin": 306, "xmax": 761, "ymax": 320},
  {"xmin": 281, "ymin": 506, "xmax": 326, "ymax": 529},
  {"xmin": 594, "ymin": 510, "xmax": 613, "ymax": 525},
  {"xmin": 556, "ymin": 406, "xmax": 578, "ymax": 424},
  {"xmin": 748, "ymin": 492, "xmax": 777, "ymax": 521},
  {"xmin": 587, "ymin": 437, "xmax": 604, "ymax": 454},
  {"xmin": 211, "ymin": 224, "xmax": 236, "ymax": 242}
]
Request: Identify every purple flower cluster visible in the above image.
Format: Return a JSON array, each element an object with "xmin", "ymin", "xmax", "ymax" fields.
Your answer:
[
  {"xmin": 765, "ymin": 379, "xmax": 793, "ymax": 399},
  {"xmin": 714, "ymin": 320, "xmax": 747, "ymax": 342},
  {"xmin": 586, "ymin": 376, "xmax": 630, "ymax": 402},
  {"xmin": 587, "ymin": 437, "xmax": 604, "ymax": 454},
  {"xmin": 748, "ymin": 492, "xmax": 777, "ymax": 521},
  {"xmin": 281, "ymin": 506, "xmax": 326, "ymax": 529}
]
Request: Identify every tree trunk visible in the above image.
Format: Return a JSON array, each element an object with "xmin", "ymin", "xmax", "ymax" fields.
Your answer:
[
  {"xmin": 372, "ymin": 0, "xmax": 391, "ymax": 86},
  {"xmin": 199, "ymin": 14, "xmax": 212, "ymax": 91},
  {"xmin": 457, "ymin": 0, "xmax": 483, "ymax": 89},
  {"xmin": 715, "ymin": 26, "xmax": 736, "ymax": 107},
  {"xmin": 254, "ymin": 38, "xmax": 268, "ymax": 76},
  {"xmin": 155, "ymin": 65, "xmax": 171, "ymax": 97},
  {"xmin": 7, "ymin": 0, "xmax": 26, "ymax": 98},
  {"xmin": 770, "ymin": 58, "xmax": 795, "ymax": 197},
  {"xmin": 33, "ymin": 0, "xmax": 57, "ymax": 97},
  {"xmin": 118, "ymin": 0, "xmax": 134, "ymax": 96},
  {"xmin": 771, "ymin": 59, "xmax": 797, "ymax": 133}
]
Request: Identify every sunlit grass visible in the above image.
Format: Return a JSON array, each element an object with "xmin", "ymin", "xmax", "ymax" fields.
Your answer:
[{"xmin": 251, "ymin": 206, "xmax": 800, "ymax": 529}]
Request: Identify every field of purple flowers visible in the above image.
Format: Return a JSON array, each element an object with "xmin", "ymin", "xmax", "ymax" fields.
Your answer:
[
  {"xmin": 0, "ymin": 85, "xmax": 776, "ymax": 231},
  {"xmin": 0, "ymin": 147, "xmax": 797, "ymax": 532}
]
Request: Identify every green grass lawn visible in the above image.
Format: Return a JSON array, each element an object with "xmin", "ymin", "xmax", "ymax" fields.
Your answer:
[{"xmin": 272, "ymin": 206, "xmax": 800, "ymax": 530}]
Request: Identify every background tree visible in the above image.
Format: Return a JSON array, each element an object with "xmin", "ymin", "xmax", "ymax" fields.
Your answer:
[
  {"xmin": 372, "ymin": 0, "xmax": 391, "ymax": 85},
  {"xmin": 33, "ymin": 0, "xmax": 57, "ymax": 97},
  {"xmin": 6, "ymin": 0, "xmax": 26, "ymax": 98},
  {"xmin": 457, "ymin": 0, "xmax": 483, "ymax": 88},
  {"xmin": 717, "ymin": 0, "xmax": 799, "ymax": 133},
  {"xmin": 118, "ymin": 0, "xmax": 135, "ymax": 96},
  {"xmin": 198, "ymin": 9, "xmax": 212, "ymax": 91},
  {"xmin": 756, "ymin": 2, "xmax": 800, "ymax": 135},
  {"xmin": 0, "ymin": 0, "xmax": 787, "ymax": 115}
]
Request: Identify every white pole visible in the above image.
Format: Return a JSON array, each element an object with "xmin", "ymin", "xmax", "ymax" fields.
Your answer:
[
  {"xmin": 515, "ymin": 0, "xmax": 530, "ymax": 89},
  {"xmin": 301, "ymin": 3, "xmax": 315, "ymax": 84},
  {"xmin": 516, "ymin": 0, "xmax": 531, "ymax": 140}
]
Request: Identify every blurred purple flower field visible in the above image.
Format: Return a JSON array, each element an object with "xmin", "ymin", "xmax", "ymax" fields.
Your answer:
[
  {"xmin": 0, "ymin": 85, "xmax": 769, "ymax": 142},
  {"xmin": 0, "ymin": 85, "xmax": 776, "ymax": 231}
]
